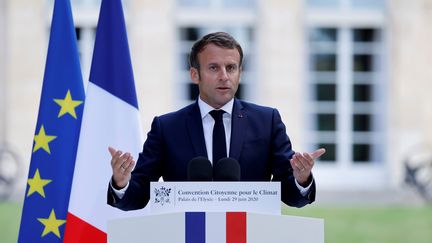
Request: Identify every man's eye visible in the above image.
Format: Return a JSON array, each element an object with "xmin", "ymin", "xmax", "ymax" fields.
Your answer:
[
  {"xmin": 209, "ymin": 66, "xmax": 217, "ymax": 71},
  {"xmin": 227, "ymin": 65, "xmax": 237, "ymax": 72}
]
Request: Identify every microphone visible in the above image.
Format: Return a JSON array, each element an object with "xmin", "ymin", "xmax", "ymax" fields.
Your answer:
[
  {"xmin": 187, "ymin": 157, "xmax": 213, "ymax": 181},
  {"xmin": 213, "ymin": 158, "xmax": 241, "ymax": 181}
]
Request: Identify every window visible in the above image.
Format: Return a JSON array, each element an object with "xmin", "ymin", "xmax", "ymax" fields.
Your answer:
[
  {"xmin": 307, "ymin": 26, "xmax": 384, "ymax": 165},
  {"xmin": 317, "ymin": 114, "xmax": 337, "ymax": 131},
  {"xmin": 316, "ymin": 84, "xmax": 336, "ymax": 101}
]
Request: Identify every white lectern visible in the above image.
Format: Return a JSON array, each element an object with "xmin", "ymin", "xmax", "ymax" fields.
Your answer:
[{"xmin": 108, "ymin": 182, "xmax": 324, "ymax": 243}]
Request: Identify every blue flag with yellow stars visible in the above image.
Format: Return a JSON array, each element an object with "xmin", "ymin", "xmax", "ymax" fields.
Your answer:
[{"xmin": 18, "ymin": 0, "xmax": 84, "ymax": 242}]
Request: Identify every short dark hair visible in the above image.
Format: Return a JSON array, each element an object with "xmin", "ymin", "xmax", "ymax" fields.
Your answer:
[{"xmin": 189, "ymin": 32, "xmax": 244, "ymax": 70}]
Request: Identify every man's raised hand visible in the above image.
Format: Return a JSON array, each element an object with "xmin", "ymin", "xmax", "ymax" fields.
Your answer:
[
  {"xmin": 108, "ymin": 146, "xmax": 135, "ymax": 189},
  {"xmin": 290, "ymin": 148, "xmax": 326, "ymax": 186}
]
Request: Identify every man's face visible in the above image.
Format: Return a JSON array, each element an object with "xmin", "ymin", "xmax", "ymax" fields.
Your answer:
[{"xmin": 190, "ymin": 44, "xmax": 241, "ymax": 109}]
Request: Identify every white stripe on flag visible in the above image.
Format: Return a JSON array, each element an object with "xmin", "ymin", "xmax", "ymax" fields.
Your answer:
[
  {"xmin": 68, "ymin": 82, "xmax": 147, "ymax": 232},
  {"xmin": 206, "ymin": 212, "xmax": 226, "ymax": 243}
]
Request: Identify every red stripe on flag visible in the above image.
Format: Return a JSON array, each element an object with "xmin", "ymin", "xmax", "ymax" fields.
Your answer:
[
  {"xmin": 64, "ymin": 212, "xmax": 107, "ymax": 243},
  {"xmin": 226, "ymin": 212, "xmax": 246, "ymax": 243}
]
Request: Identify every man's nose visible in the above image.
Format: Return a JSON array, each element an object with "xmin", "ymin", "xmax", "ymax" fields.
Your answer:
[{"xmin": 219, "ymin": 68, "xmax": 229, "ymax": 81}]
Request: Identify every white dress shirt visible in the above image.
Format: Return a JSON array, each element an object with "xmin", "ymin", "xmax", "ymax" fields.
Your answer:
[{"xmin": 198, "ymin": 97, "xmax": 233, "ymax": 163}]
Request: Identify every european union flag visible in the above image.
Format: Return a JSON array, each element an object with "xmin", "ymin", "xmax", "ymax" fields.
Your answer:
[{"xmin": 18, "ymin": 0, "xmax": 85, "ymax": 242}]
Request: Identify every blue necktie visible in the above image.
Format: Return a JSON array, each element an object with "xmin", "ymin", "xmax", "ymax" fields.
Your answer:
[{"xmin": 210, "ymin": 110, "xmax": 227, "ymax": 163}]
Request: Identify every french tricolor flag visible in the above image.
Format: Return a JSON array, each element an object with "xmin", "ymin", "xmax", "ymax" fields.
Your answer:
[
  {"xmin": 185, "ymin": 212, "xmax": 247, "ymax": 243},
  {"xmin": 64, "ymin": 0, "xmax": 148, "ymax": 242},
  {"xmin": 108, "ymin": 211, "xmax": 324, "ymax": 243},
  {"xmin": 108, "ymin": 212, "xmax": 247, "ymax": 243}
]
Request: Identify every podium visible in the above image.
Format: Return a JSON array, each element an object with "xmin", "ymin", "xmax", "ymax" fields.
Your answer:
[{"xmin": 108, "ymin": 182, "xmax": 324, "ymax": 243}]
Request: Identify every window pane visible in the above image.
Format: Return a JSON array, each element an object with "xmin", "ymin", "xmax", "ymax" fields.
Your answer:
[
  {"xmin": 310, "ymin": 28, "xmax": 337, "ymax": 42},
  {"xmin": 75, "ymin": 27, "xmax": 82, "ymax": 40},
  {"xmin": 353, "ymin": 28, "xmax": 377, "ymax": 42},
  {"xmin": 353, "ymin": 54, "xmax": 373, "ymax": 72},
  {"xmin": 316, "ymin": 84, "xmax": 336, "ymax": 101},
  {"xmin": 353, "ymin": 114, "xmax": 371, "ymax": 131},
  {"xmin": 236, "ymin": 83, "xmax": 244, "ymax": 99},
  {"xmin": 247, "ymin": 27, "xmax": 255, "ymax": 42},
  {"xmin": 242, "ymin": 55, "xmax": 249, "ymax": 71},
  {"xmin": 182, "ymin": 53, "xmax": 190, "ymax": 70},
  {"xmin": 353, "ymin": 144, "xmax": 370, "ymax": 162},
  {"xmin": 353, "ymin": 84, "xmax": 372, "ymax": 101},
  {"xmin": 312, "ymin": 54, "xmax": 337, "ymax": 71},
  {"xmin": 317, "ymin": 114, "xmax": 336, "ymax": 131},
  {"xmin": 317, "ymin": 143, "xmax": 336, "ymax": 162},
  {"xmin": 188, "ymin": 83, "xmax": 200, "ymax": 100},
  {"xmin": 180, "ymin": 27, "xmax": 199, "ymax": 41}
]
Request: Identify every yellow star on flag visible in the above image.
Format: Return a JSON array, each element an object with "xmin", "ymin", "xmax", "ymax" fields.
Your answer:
[
  {"xmin": 37, "ymin": 209, "xmax": 66, "ymax": 238},
  {"xmin": 27, "ymin": 169, "xmax": 52, "ymax": 198},
  {"xmin": 33, "ymin": 125, "xmax": 57, "ymax": 154},
  {"xmin": 53, "ymin": 89, "xmax": 83, "ymax": 119}
]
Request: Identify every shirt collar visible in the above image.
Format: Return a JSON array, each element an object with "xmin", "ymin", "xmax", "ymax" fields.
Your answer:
[{"xmin": 198, "ymin": 96, "xmax": 234, "ymax": 119}]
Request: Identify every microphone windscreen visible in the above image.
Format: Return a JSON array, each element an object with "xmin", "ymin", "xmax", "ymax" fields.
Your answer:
[
  {"xmin": 187, "ymin": 156, "xmax": 213, "ymax": 181},
  {"xmin": 213, "ymin": 157, "xmax": 241, "ymax": 181}
]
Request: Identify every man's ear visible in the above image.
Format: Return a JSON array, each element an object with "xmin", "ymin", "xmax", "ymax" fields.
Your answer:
[{"xmin": 190, "ymin": 67, "xmax": 200, "ymax": 84}]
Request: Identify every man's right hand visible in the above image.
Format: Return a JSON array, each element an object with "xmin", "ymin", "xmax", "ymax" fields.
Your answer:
[{"xmin": 108, "ymin": 146, "xmax": 135, "ymax": 189}]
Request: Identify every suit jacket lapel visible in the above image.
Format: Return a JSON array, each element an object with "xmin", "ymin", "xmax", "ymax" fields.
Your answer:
[
  {"xmin": 229, "ymin": 99, "xmax": 247, "ymax": 160},
  {"xmin": 186, "ymin": 101, "xmax": 208, "ymax": 158}
]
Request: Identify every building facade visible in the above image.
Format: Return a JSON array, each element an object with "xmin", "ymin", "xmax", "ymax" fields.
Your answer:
[{"xmin": 2, "ymin": 0, "xmax": 432, "ymax": 199}]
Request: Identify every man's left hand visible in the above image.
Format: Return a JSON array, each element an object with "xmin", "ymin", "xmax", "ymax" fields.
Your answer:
[{"xmin": 290, "ymin": 148, "xmax": 326, "ymax": 186}]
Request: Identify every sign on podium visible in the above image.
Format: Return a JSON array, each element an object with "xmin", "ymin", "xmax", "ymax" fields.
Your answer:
[{"xmin": 149, "ymin": 182, "xmax": 281, "ymax": 215}]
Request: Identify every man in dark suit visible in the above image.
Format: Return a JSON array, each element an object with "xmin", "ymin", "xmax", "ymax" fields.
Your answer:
[{"xmin": 107, "ymin": 32, "xmax": 325, "ymax": 211}]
